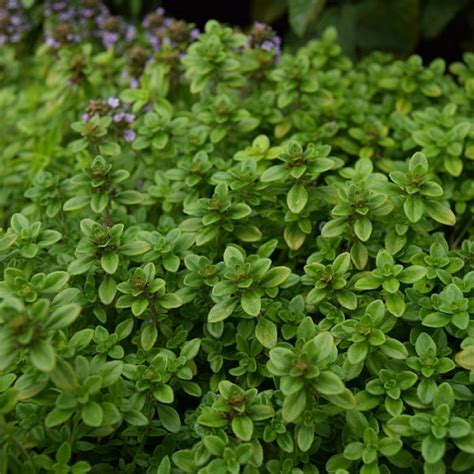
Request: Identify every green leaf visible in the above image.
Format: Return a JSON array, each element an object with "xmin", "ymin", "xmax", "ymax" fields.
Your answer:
[
  {"xmin": 117, "ymin": 190, "xmax": 144, "ymax": 205},
  {"xmin": 157, "ymin": 456, "xmax": 171, "ymax": 474},
  {"xmin": 119, "ymin": 241, "xmax": 151, "ymax": 256},
  {"xmin": 43, "ymin": 271, "xmax": 70, "ymax": 293},
  {"xmin": 425, "ymin": 201, "xmax": 456, "ymax": 226},
  {"xmin": 208, "ymin": 298, "xmax": 237, "ymax": 323},
  {"xmin": 297, "ymin": 424, "xmax": 315, "ymax": 452},
  {"xmin": 63, "ymin": 196, "xmax": 89, "ymax": 211},
  {"xmin": 99, "ymin": 141, "xmax": 121, "ymax": 156},
  {"xmin": 448, "ymin": 418, "xmax": 471, "ymax": 439},
  {"xmin": 232, "ymin": 416, "xmax": 254, "ymax": 441},
  {"xmin": 158, "ymin": 405, "xmax": 181, "ymax": 433},
  {"xmin": 344, "ymin": 441, "xmax": 364, "ymax": 460},
  {"xmin": 141, "ymin": 325, "xmax": 158, "ymax": 351},
  {"xmin": 348, "ymin": 342, "xmax": 369, "ymax": 364},
  {"xmin": 304, "ymin": 332, "xmax": 335, "ymax": 362},
  {"xmin": 260, "ymin": 266, "xmax": 291, "ymax": 287},
  {"xmin": 91, "ymin": 194, "xmax": 109, "ymax": 214},
  {"xmin": 172, "ymin": 450, "xmax": 195, "ymax": 473},
  {"xmin": 45, "ymin": 408, "xmax": 74, "ymax": 428},
  {"xmin": 321, "ymin": 218, "xmax": 346, "ymax": 238},
  {"xmin": 287, "ymin": 182, "xmax": 308, "ymax": 214},
  {"xmin": 398, "ymin": 265, "xmax": 427, "ymax": 283},
  {"xmin": 282, "ymin": 389, "xmax": 306, "ymax": 422},
  {"xmin": 198, "ymin": 408, "xmax": 228, "ymax": 428},
  {"xmin": 355, "ymin": 275, "xmax": 380, "ymax": 290},
  {"xmin": 47, "ymin": 304, "xmax": 81, "ymax": 330},
  {"xmin": 56, "ymin": 441, "xmax": 71, "ymax": 464},
  {"xmin": 351, "ymin": 241, "xmax": 369, "ymax": 270},
  {"xmin": 101, "ymin": 253, "xmax": 119, "ymax": 274},
  {"xmin": 180, "ymin": 339, "xmax": 201, "ymax": 360},
  {"xmin": 354, "ymin": 216, "xmax": 372, "ymax": 242},
  {"xmin": 248, "ymin": 404, "xmax": 274, "ymax": 421},
  {"xmin": 337, "ymin": 290, "xmax": 357, "ymax": 310},
  {"xmin": 82, "ymin": 401, "xmax": 104, "ymax": 427},
  {"xmin": 313, "ymin": 371, "xmax": 345, "ymax": 395},
  {"xmin": 387, "ymin": 415, "xmax": 414, "ymax": 436},
  {"xmin": 29, "ymin": 340, "xmax": 56, "ymax": 372},
  {"xmin": 229, "ymin": 203, "xmax": 252, "ymax": 220},
  {"xmin": 153, "ymin": 384, "xmax": 174, "ymax": 404},
  {"xmin": 268, "ymin": 347, "xmax": 293, "ymax": 374},
  {"xmin": 454, "ymin": 433, "xmax": 474, "ymax": 454},
  {"xmin": 380, "ymin": 338, "xmax": 408, "ymax": 359},
  {"xmin": 158, "ymin": 293, "xmax": 182, "ymax": 309},
  {"xmin": 98, "ymin": 361, "xmax": 123, "ymax": 387},
  {"xmin": 261, "ymin": 164, "xmax": 287, "ymax": 182},
  {"xmin": 404, "ymin": 196, "xmax": 424, "ymax": 223},
  {"xmin": 124, "ymin": 410, "xmax": 149, "ymax": 426},
  {"xmin": 98, "ymin": 277, "xmax": 117, "ymax": 305},
  {"xmin": 422, "ymin": 435, "xmax": 445, "ymax": 463},
  {"xmin": 241, "ymin": 289, "xmax": 261, "ymax": 316},
  {"xmin": 0, "ymin": 388, "xmax": 19, "ymax": 414},
  {"xmin": 126, "ymin": 299, "xmax": 146, "ymax": 316},
  {"xmin": 284, "ymin": 223, "xmax": 307, "ymax": 250},
  {"xmin": 385, "ymin": 291, "xmax": 406, "ymax": 317},
  {"xmin": 327, "ymin": 388, "xmax": 356, "ymax": 409},
  {"xmin": 67, "ymin": 257, "xmax": 95, "ymax": 275},
  {"xmin": 333, "ymin": 252, "xmax": 351, "ymax": 274},
  {"xmin": 422, "ymin": 311, "xmax": 450, "ymax": 328},
  {"xmin": 455, "ymin": 346, "xmax": 474, "ymax": 370},
  {"xmin": 38, "ymin": 230, "xmax": 62, "ymax": 246},
  {"xmin": 235, "ymin": 225, "xmax": 263, "ymax": 242},
  {"xmin": 255, "ymin": 318, "xmax": 277, "ymax": 348}
]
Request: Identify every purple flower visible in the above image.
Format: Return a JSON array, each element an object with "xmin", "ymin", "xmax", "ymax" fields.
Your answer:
[
  {"xmin": 10, "ymin": 15, "xmax": 20, "ymax": 26},
  {"xmin": 143, "ymin": 7, "xmax": 165, "ymax": 29},
  {"xmin": 124, "ymin": 113, "xmax": 135, "ymax": 123},
  {"xmin": 82, "ymin": 113, "xmax": 90, "ymax": 122},
  {"xmin": 125, "ymin": 25, "xmax": 135, "ymax": 42},
  {"xmin": 261, "ymin": 40, "xmax": 275, "ymax": 52},
  {"xmin": 124, "ymin": 129, "xmax": 136, "ymax": 142},
  {"xmin": 103, "ymin": 31, "xmax": 118, "ymax": 48},
  {"xmin": 149, "ymin": 35, "xmax": 160, "ymax": 51},
  {"xmin": 113, "ymin": 112, "xmax": 125, "ymax": 122},
  {"xmin": 246, "ymin": 21, "xmax": 281, "ymax": 57},
  {"xmin": 0, "ymin": 0, "xmax": 29, "ymax": 44},
  {"xmin": 190, "ymin": 28, "xmax": 200, "ymax": 41},
  {"xmin": 107, "ymin": 97, "xmax": 120, "ymax": 108}
]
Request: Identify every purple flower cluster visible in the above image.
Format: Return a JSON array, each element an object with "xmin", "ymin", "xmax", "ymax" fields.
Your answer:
[
  {"xmin": 0, "ymin": 0, "xmax": 29, "ymax": 45},
  {"xmin": 44, "ymin": 0, "xmax": 134, "ymax": 50},
  {"xmin": 44, "ymin": 0, "xmax": 107, "ymax": 49},
  {"xmin": 113, "ymin": 8, "xmax": 200, "ymax": 89},
  {"xmin": 82, "ymin": 97, "xmax": 136, "ymax": 142},
  {"xmin": 246, "ymin": 21, "xmax": 281, "ymax": 56},
  {"xmin": 122, "ymin": 46, "xmax": 152, "ymax": 89},
  {"xmin": 96, "ymin": 12, "xmax": 135, "ymax": 49},
  {"xmin": 143, "ymin": 7, "xmax": 199, "ymax": 52}
]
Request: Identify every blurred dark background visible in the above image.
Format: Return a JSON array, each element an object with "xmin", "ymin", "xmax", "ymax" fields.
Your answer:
[
  {"xmin": 41, "ymin": 0, "xmax": 474, "ymax": 61},
  {"xmin": 104, "ymin": 0, "xmax": 474, "ymax": 61}
]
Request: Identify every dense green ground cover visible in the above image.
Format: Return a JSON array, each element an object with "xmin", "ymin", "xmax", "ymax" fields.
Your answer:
[{"xmin": 0, "ymin": 4, "xmax": 474, "ymax": 473}]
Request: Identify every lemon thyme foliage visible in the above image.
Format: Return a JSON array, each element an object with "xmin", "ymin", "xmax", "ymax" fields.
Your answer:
[{"xmin": 0, "ymin": 12, "xmax": 474, "ymax": 474}]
